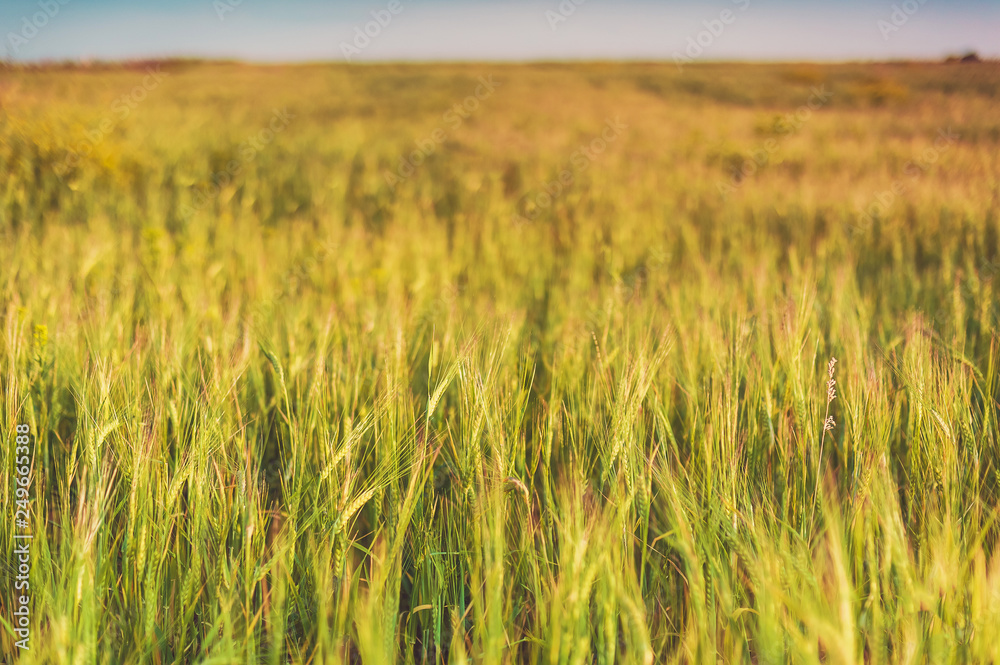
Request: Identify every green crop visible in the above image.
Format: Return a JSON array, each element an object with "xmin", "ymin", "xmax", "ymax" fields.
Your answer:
[{"xmin": 1, "ymin": 60, "xmax": 999, "ymax": 664}]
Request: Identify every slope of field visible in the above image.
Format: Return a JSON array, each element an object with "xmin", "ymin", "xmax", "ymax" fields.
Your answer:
[{"xmin": 1, "ymin": 61, "xmax": 1000, "ymax": 663}]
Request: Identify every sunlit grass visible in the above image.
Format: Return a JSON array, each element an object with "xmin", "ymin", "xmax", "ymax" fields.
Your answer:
[{"xmin": 1, "ymin": 60, "xmax": 1000, "ymax": 664}]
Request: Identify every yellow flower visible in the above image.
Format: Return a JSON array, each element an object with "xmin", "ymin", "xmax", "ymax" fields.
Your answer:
[{"xmin": 33, "ymin": 324, "xmax": 49, "ymax": 352}]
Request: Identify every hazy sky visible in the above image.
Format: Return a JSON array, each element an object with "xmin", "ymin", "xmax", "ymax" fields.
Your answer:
[{"xmin": 2, "ymin": 0, "xmax": 997, "ymax": 63}]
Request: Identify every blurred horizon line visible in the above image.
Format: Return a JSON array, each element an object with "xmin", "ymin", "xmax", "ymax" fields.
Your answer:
[
  {"xmin": 3, "ymin": 1, "xmax": 998, "ymax": 67},
  {"xmin": 3, "ymin": 54, "xmax": 996, "ymax": 67}
]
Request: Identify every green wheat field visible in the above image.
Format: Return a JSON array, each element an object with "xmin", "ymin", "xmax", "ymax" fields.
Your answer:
[{"xmin": 2, "ymin": 60, "xmax": 1000, "ymax": 664}]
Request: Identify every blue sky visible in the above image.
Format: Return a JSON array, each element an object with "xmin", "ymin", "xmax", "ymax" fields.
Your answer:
[{"xmin": 2, "ymin": 0, "xmax": 998, "ymax": 62}]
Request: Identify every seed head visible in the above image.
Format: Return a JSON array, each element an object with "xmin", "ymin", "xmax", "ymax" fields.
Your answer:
[
  {"xmin": 826, "ymin": 357, "xmax": 838, "ymax": 403},
  {"xmin": 503, "ymin": 476, "xmax": 529, "ymax": 504}
]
